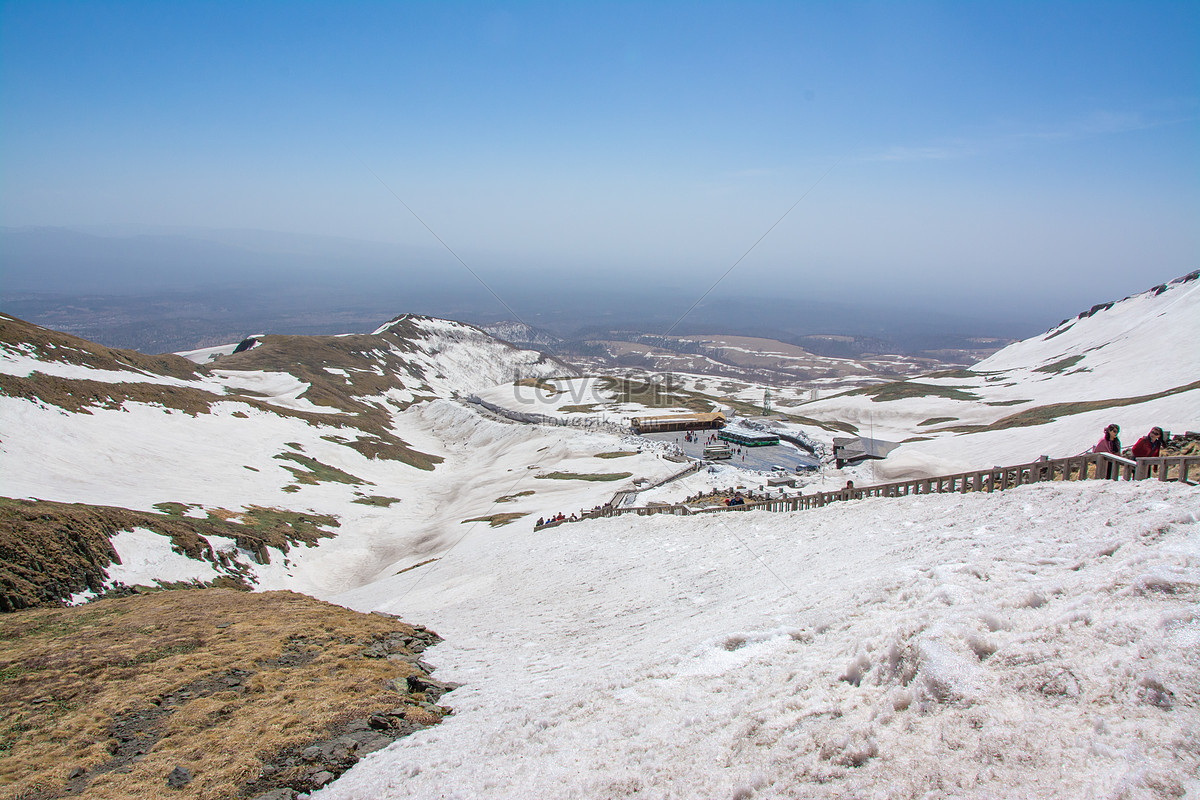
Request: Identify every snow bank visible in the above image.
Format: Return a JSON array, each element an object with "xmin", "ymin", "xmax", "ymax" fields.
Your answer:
[
  {"xmin": 104, "ymin": 528, "xmax": 219, "ymax": 588},
  {"xmin": 323, "ymin": 480, "xmax": 1200, "ymax": 800}
]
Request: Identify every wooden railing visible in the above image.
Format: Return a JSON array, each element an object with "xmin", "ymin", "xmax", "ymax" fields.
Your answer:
[
  {"xmin": 535, "ymin": 461, "xmax": 704, "ymax": 530},
  {"xmin": 1134, "ymin": 456, "xmax": 1199, "ymax": 482},
  {"xmin": 534, "ymin": 452, "xmax": 1200, "ymax": 527}
]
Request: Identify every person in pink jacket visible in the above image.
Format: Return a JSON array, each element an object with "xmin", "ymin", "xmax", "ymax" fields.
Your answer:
[
  {"xmin": 1093, "ymin": 424, "xmax": 1121, "ymax": 454},
  {"xmin": 1092, "ymin": 424, "xmax": 1121, "ymax": 478}
]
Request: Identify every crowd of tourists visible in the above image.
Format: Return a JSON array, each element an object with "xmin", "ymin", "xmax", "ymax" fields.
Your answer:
[{"xmin": 535, "ymin": 505, "xmax": 606, "ymax": 528}]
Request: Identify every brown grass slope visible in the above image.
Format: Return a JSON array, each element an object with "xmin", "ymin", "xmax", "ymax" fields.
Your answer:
[
  {"xmin": 0, "ymin": 312, "xmax": 444, "ymax": 469},
  {"xmin": 0, "ymin": 498, "xmax": 340, "ymax": 612},
  {"xmin": 942, "ymin": 379, "xmax": 1200, "ymax": 433},
  {"xmin": 0, "ymin": 315, "xmax": 200, "ymax": 380},
  {"xmin": 190, "ymin": 314, "xmax": 556, "ymax": 467},
  {"xmin": 201, "ymin": 327, "xmax": 441, "ymax": 468},
  {"xmin": 0, "ymin": 372, "xmax": 228, "ymax": 417},
  {"xmin": 0, "ymin": 588, "xmax": 454, "ymax": 800}
]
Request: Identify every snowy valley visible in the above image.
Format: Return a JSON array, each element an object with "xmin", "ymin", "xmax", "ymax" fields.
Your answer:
[{"xmin": 0, "ymin": 274, "xmax": 1198, "ymax": 799}]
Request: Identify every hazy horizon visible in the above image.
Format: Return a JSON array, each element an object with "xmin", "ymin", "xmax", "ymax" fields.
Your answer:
[
  {"xmin": 1, "ymin": 222, "xmax": 1186, "ymax": 332},
  {"xmin": 4, "ymin": 220, "xmax": 1170, "ymax": 359}
]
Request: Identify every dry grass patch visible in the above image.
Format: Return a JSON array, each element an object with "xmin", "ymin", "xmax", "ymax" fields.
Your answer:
[
  {"xmin": 0, "ymin": 498, "xmax": 340, "ymax": 611},
  {"xmin": 0, "ymin": 315, "xmax": 443, "ymax": 473},
  {"xmin": 494, "ymin": 491, "xmax": 534, "ymax": 503},
  {"xmin": 923, "ymin": 369, "xmax": 978, "ymax": 379},
  {"xmin": 350, "ymin": 495, "xmax": 401, "ymax": 508},
  {"xmin": 535, "ymin": 472, "xmax": 632, "ymax": 482},
  {"xmin": 1033, "ymin": 355, "xmax": 1086, "ymax": 374},
  {"xmin": 0, "ymin": 316, "xmax": 200, "ymax": 380},
  {"xmin": 0, "ymin": 589, "xmax": 452, "ymax": 800},
  {"xmin": 558, "ymin": 404, "xmax": 599, "ymax": 413},
  {"xmin": 514, "ymin": 377, "xmax": 559, "ymax": 393},
  {"xmin": 209, "ymin": 332, "xmax": 444, "ymax": 471},
  {"xmin": 945, "ymin": 380, "xmax": 1200, "ymax": 433},
  {"xmin": 460, "ymin": 513, "xmax": 529, "ymax": 528},
  {"xmin": 272, "ymin": 452, "xmax": 369, "ymax": 488},
  {"xmin": 849, "ymin": 381, "xmax": 979, "ymax": 403},
  {"xmin": 0, "ymin": 372, "xmax": 224, "ymax": 417}
]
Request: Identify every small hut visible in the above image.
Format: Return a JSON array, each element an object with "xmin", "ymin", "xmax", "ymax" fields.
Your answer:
[{"xmin": 832, "ymin": 436, "xmax": 899, "ymax": 468}]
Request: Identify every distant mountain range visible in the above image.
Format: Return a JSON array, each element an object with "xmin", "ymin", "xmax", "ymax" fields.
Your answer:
[{"xmin": 3, "ymin": 225, "xmax": 1053, "ymax": 357}]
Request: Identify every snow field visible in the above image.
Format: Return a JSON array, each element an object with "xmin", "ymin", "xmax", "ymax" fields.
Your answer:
[
  {"xmin": 0, "ymin": 380, "xmax": 682, "ymax": 600},
  {"xmin": 323, "ymin": 480, "xmax": 1200, "ymax": 800},
  {"xmin": 0, "ymin": 395, "xmax": 370, "ymax": 513},
  {"xmin": 104, "ymin": 527, "xmax": 222, "ymax": 587},
  {"xmin": 393, "ymin": 318, "xmax": 562, "ymax": 397},
  {"xmin": 209, "ymin": 369, "xmax": 341, "ymax": 413},
  {"xmin": 976, "ymin": 278, "xmax": 1200, "ymax": 381},
  {"xmin": 873, "ymin": 387, "xmax": 1200, "ymax": 482},
  {"xmin": 396, "ymin": 400, "xmax": 677, "ymax": 526},
  {"xmin": 790, "ymin": 278, "xmax": 1200, "ymax": 479}
]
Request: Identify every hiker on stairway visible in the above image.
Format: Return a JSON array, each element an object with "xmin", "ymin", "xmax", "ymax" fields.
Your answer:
[
  {"xmin": 1132, "ymin": 427, "xmax": 1164, "ymax": 459},
  {"xmin": 1092, "ymin": 424, "xmax": 1121, "ymax": 455},
  {"xmin": 1092, "ymin": 424, "xmax": 1122, "ymax": 479}
]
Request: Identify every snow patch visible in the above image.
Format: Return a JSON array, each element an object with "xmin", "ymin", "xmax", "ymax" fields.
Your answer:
[{"xmin": 106, "ymin": 528, "xmax": 219, "ymax": 588}]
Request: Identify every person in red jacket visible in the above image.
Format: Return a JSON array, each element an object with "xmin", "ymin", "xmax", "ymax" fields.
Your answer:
[{"xmin": 1132, "ymin": 427, "xmax": 1164, "ymax": 458}]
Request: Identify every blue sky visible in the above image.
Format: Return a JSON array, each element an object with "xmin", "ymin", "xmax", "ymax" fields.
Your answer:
[{"xmin": 2, "ymin": 1, "xmax": 1197, "ymax": 318}]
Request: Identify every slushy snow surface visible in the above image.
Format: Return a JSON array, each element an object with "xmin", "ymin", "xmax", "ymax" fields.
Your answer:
[{"xmin": 323, "ymin": 480, "xmax": 1200, "ymax": 800}]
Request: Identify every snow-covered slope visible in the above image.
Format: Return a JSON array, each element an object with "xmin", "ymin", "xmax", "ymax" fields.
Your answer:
[
  {"xmin": 0, "ymin": 313, "xmax": 674, "ymax": 601},
  {"xmin": 481, "ymin": 320, "xmax": 563, "ymax": 351},
  {"xmin": 324, "ymin": 480, "xmax": 1200, "ymax": 800},
  {"xmin": 3, "ymin": 287, "xmax": 1199, "ymax": 798},
  {"xmin": 794, "ymin": 271, "xmax": 1200, "ymax": 478}
]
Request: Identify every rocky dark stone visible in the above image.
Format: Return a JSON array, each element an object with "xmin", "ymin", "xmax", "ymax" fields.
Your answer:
[
  {"xmin": 250, "ymin": 789, "xmax": 297, "ymax": 800},
  {"xmin": 311, "ymin": 771, "xmax": 334, "ymax": 787},
  {"xmin": 167, "ymin": 766, "xmax": 192, "ymax": 788},
  {"xmin": 405, "ymin": 674, "xmax": 462, "ymax": 702},
  {"xmin": 361, "ymin": 642, "xmax": 389, "ymax": 659},
  {"xmin": 343, "ymin": 730, "xmax": 392, "ymax": 754}
]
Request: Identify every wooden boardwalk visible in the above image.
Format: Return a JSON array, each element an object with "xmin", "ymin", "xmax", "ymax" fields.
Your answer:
[{"xmin": 536, "ymin": 452, "xmax": 1200, "ymax": 528}]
